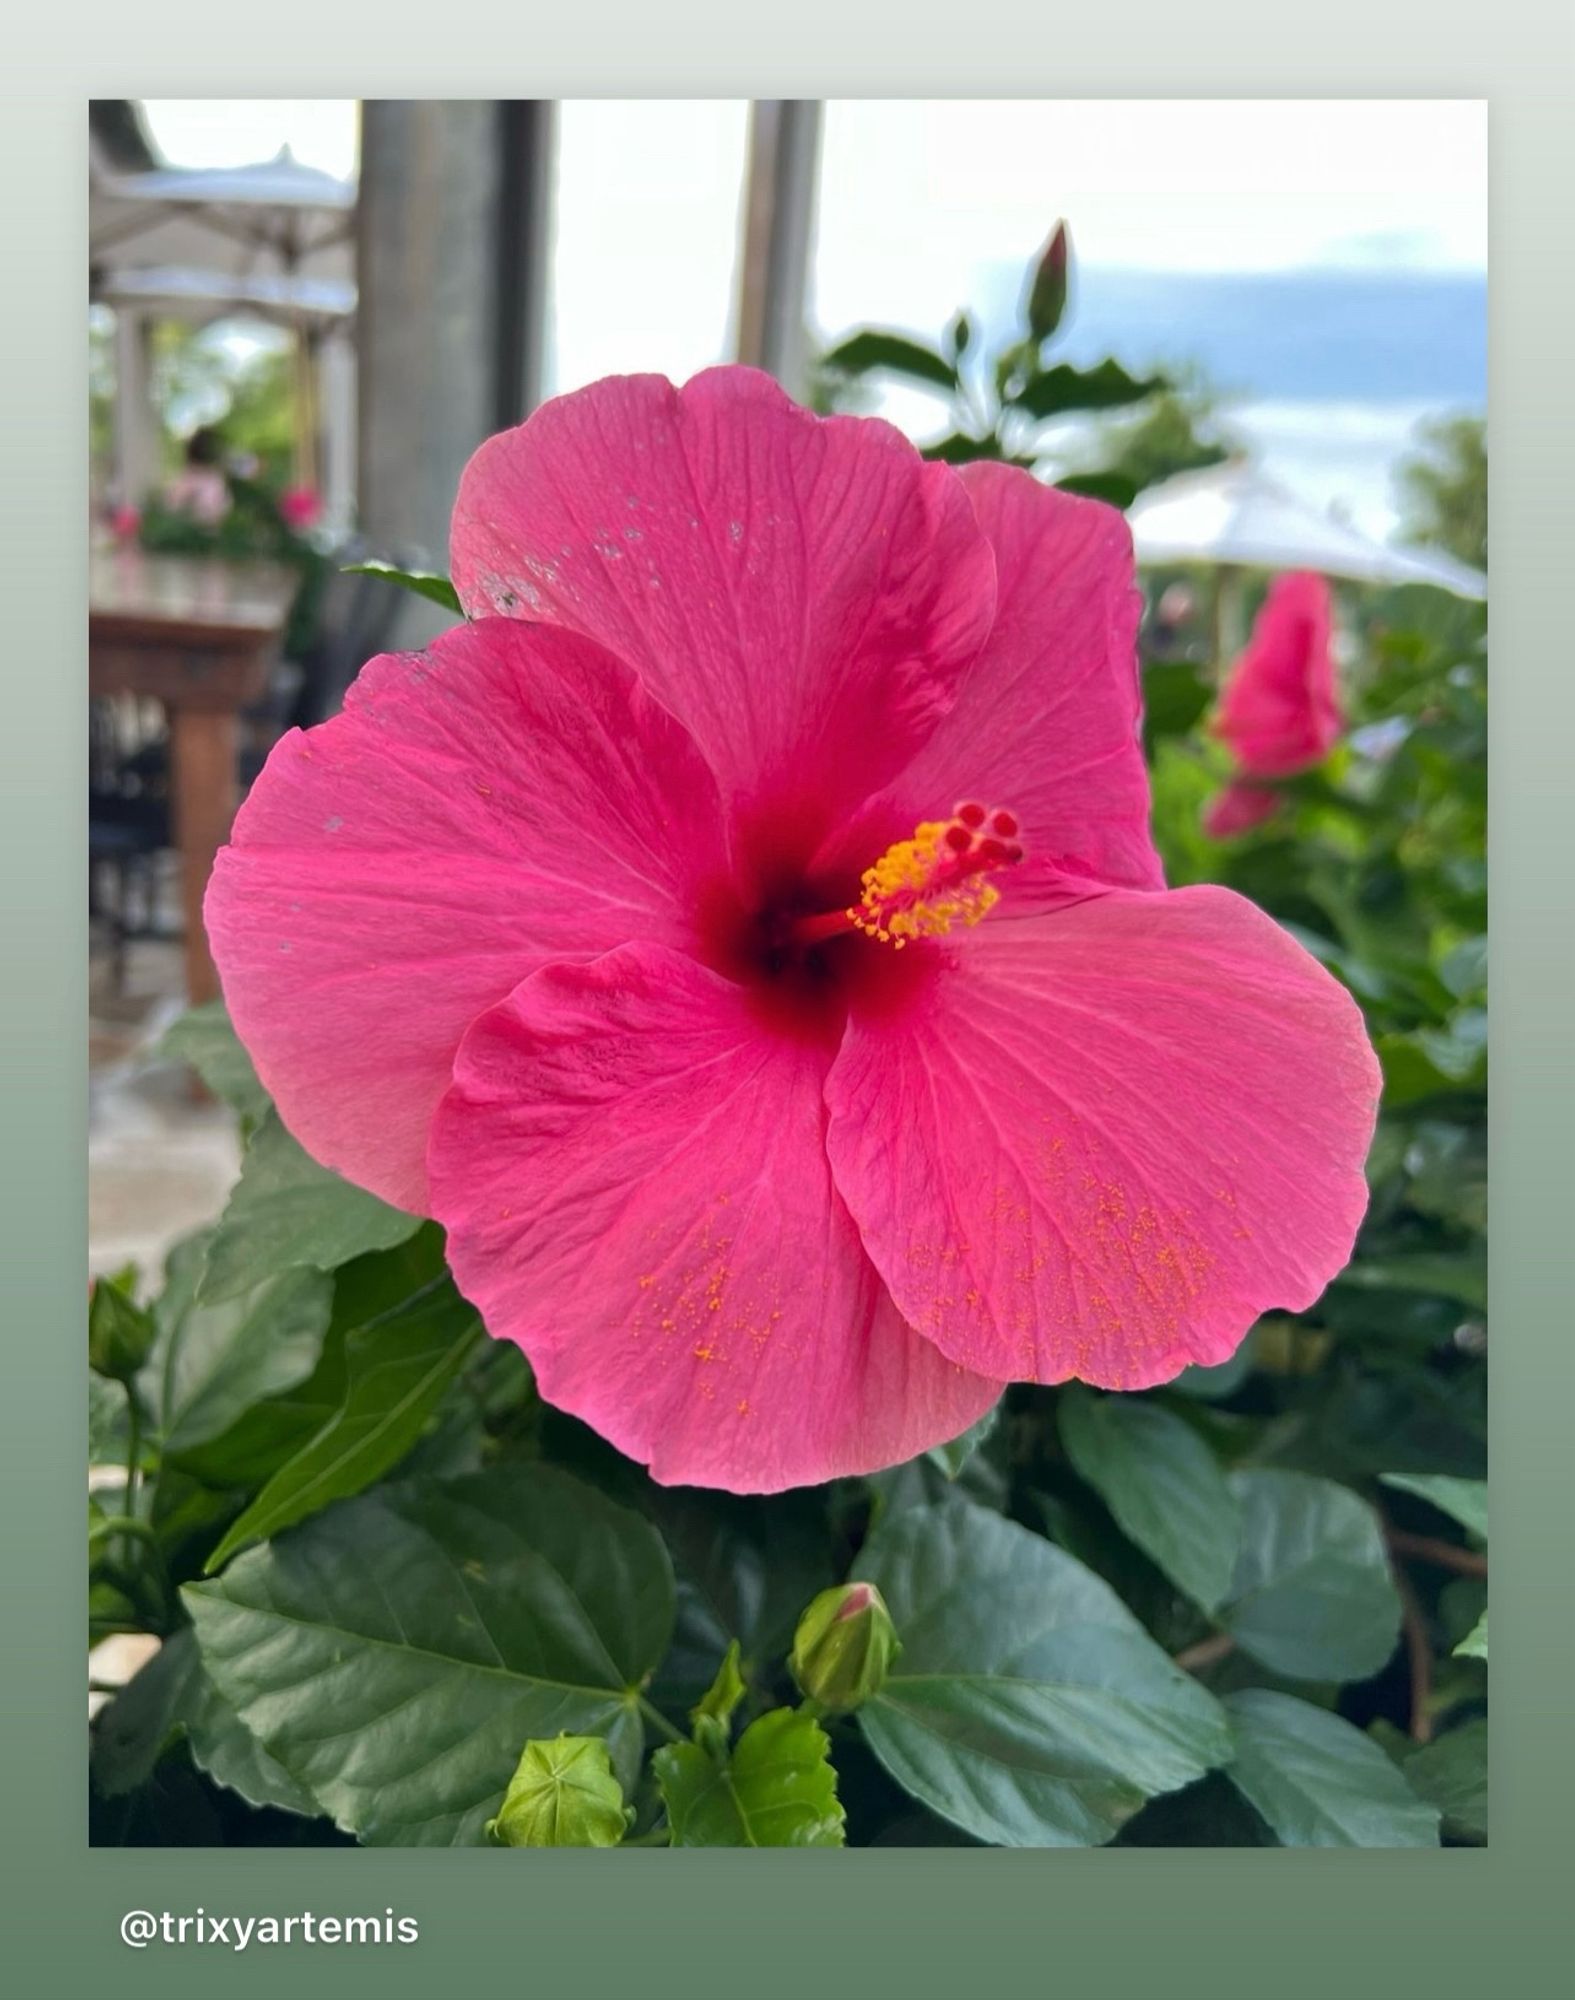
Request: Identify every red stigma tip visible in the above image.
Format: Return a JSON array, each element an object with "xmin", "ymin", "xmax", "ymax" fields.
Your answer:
[
  {"xmin": 957, "ymin": 801, "xmax": 986, "ymax": 829},
  {"xmin": 943, "ymin": 824, "xmax": 973, "ymax": 853},
  {"xmin": 991, "ymin": 810, "xmax": 1019, "ymax": 837},
  {"xmin": 1004, "ymin": 842, "xmax": 1024, "ymax": 864},
  {"xmin": 975, "ymin": 837, "xmax": 1008, "ymax": 864}
]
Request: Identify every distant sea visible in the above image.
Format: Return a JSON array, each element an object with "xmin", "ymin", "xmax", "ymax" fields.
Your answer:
[{"xmin": 863, "ymin": 265, "xmax": 1488, "ymax": 544}]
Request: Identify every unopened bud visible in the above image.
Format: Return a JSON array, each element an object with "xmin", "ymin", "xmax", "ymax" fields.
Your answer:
[
  {"xmin": 789, "ymin": 1582, "xmax": 899, "ymax": 1712},
  {"xmin": 1027, "ymin": 221, "xmax": 1071, "ymax": 342},
  {"xmin": 486, "ymin": 1735, "xmax": 631, "ymax": 1847},
  {"xmin": 88, "ymin": 1273, "xmax": 156, "ymax": 1383}
]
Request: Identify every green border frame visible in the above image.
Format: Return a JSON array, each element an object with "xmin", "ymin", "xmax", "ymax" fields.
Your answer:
[{"xmin": 5, "ymin": 24, "xmax": 1573, "ymax": 1998}]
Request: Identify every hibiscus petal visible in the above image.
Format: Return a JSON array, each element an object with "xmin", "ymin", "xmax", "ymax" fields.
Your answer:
[
  {"xmin": 824, "ymin": 888, "xmax": 1380, "ymax": 1387},
  {"xmin": 450, "ymin": 367, "xmax": 996, "ymax": 842},
  {"xmin": 206, "ymin": 619, "xmax": 725, "ymax": 1213},
  {"xmin": 839, "ymin": 465, "xmax": 1161, "ymax": 902},
  {"xmin": 427, "ymin": 946, "xmax": 1002, "ymax": 1492}
]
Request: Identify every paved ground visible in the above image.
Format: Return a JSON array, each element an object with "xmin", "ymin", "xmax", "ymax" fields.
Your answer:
[{"xmin": 89, "ymin": 931, "xmax": 240, "ymax": 1285}]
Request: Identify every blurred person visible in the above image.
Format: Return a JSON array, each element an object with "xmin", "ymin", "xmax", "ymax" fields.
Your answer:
[
  {"xmin": 161, "ymin": 425, "xmax": 233, "ymax": 527},
  {"xmin": 1145, "ymin": 580, "xmax": 1200, "ymax": 661}
]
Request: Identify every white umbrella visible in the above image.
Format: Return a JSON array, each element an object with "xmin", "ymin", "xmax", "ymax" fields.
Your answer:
[
  {"xmin": 95, "ymin": 264, "xmax": 354, "ymax": 329},
  {"xmin": 1127, "ymin": 459, "xmax": 1487, "ymax": 601},
  {"xmin": 89, "ymin": 147, "xmax": 355, "ymax": 289},
  {"xmin": 90, "ymin": 148, "xmax": 357, "ymax": 490}
]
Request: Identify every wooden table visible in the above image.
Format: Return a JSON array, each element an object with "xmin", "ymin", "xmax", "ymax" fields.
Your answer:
[{"xmin": 89, "ymin": 548, "xmax": 298, "ymax": 1007}]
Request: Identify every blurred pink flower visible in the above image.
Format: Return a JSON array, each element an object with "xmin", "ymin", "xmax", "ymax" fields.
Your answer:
[
  {"xmin": 207, "ymin": 368, "xmax": 1378, "ymax": 1492},
  {"xmin": 279, "ymin": 485, "xmax": 323, "ymax": 532},
  {"xmin": 1213, "ymin": 570, "xmax": 1342, "ymax": 779},
  {"xmin": 109, "ymin": 503, "xmax": 141, "ymax": 545},
  {"xmin": 1202, "ymin": 781, "xmax": 1281, "ymax": 841}
]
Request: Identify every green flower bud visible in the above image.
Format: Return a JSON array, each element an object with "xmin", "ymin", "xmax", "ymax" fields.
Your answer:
[
  {"xmin": 88, "ymin": 1273, "xmax": 157, "ymax": 1384},
  {"xmin": 1027, "ymin": 220, "xmax": 1071, "ymax": 342},
  {"xmin": 486, "ymin": 1734, "xmax": 632, "ymax": 1847},
  {"xmin": 789, "ymin": 1581, "xmax": 900, "ymax": 1712}
]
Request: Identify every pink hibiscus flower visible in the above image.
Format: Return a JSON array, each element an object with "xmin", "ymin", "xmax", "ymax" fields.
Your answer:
[
  {"xmin": 1212, "ymin": 569, "xmax": 1342, "ymax": 780},
  {"xmin": 206, "ymin": 368, "xmax": 1379, "ymax": 1493}
]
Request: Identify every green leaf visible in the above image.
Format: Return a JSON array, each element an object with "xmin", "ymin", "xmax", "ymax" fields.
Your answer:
[
  {"xmin": 1011, "ymin": 358, "xmax": 1162, "ymax": 421},
  {"xmin": 163, "ymin": 1320, "xmax": 345, "ymax": 1493},
  {"xmin": 179, "ymin": 1229, "xmax": 453, "ymax": 1491},
  {"xmin": 89, "ymin": 1274, "xmax": 158, "ymax": 1383},
  {"xmin": 1056, "ymin": 471, "xmax": 1140, "ymax": 509},
  {"xmin": 925, "ymin": 1399, "xmax": 1001, "ymax": 1481},
  {"xmin": 1454, "ymin": 1608, "xmax": 1488, "ymax": 1660},
  {"xmin": 147, "ymin": 1233, "xmax": 334, "ymax": 1458},
  {"xmin": 1221, "ymin": 1471, "xmax": 1401, "ymax": 1682},
  {"xmin": 692, "ymin": 1640, "xmax": 747, "ymax": 1735},
  {"xmin": 92, "ymin": 1628, "xmax": 320, "ymax": 1816},
  {"xmin": 857, "ymin": 1500, "xmax": 1232, "ymax": 1847},
  {"xmin": 341, "ymin": 560, "xmax": 462, "ymax": 615},
  {"xmin": 204, "ymin": 1276, "xmax": 482, "ymax": 1570},
  {"xmin": 654, "ymin": 1707, "xmax": 844, "ymax": 1847},
  {"xmin": 1380, "ymin": 1473, "xmax": 1488, "ymax": 1541},
  {"xmin": 185, "ymin": 1467, "xmax": 675, "ymax": 1845},
  {"xmin": 1338, "ymin": 1252, "xmax": 1486, "ymax": 1310},
  {"xmin": 159, "ymin": 1000, "xmax": 270, "ymax": 1124},
  {"xmin": 183, "ymin": 1670, "xmax": 320, "ymax": 1817},
  {"xmin": 92, "ymin": 1632, "xmax": 201, "ymax": 1797},
  {"xmin": 1376, "ymin": 1030, "xmax": 1477, "ymax": 1107},
  {"xmin": 639, "ymin": 1487, "xmax": 836, "ymax": 1714},
  {"xmin": 1058, "ymin": 1387, "xmax": 1242, "ymax": 1613},
  {"xmin": 1438, "ymin": 933, "xmax": 1487, "ymax": 1001},
  {"xmin": 1141, "ymin": 660, "xmax": 1214, "ymax": 748},
  {"xmin": 486, "ymin": 1735, "xmax": 630, "ymax": 1847},
  {"xmin": 199, "ymin": 1111, "xmax": 422, "ymax": 1305},
  {"xmin": 1223, "ymin": 1689, "xmax": 1438, "ymax": 1846},
  {"xmin": 89, "ymin": 1373, "xmax": 128, "ymax": 1464},
  {"xmin": 922, "ymin": 431, "xmax": 1027, "ymax": 466},
  {"xmin": 1402, "ymin": 1718, "xmax": 1487, "ymax": 1840},
  {"xmin": 1416, "ymin": 1008, "xmax": 1488, "ymax": 1082},
  {"xmin": 819, "ymin": 329, "xmax": 958, "ymax": 394},
  {"xmin": 1170, "ymin": 1333, "xmax": 1258, "ymax": 1401}
]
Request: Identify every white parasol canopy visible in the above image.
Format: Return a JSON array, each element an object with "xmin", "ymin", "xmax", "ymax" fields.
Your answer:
[
  {"xmin": 95, "ymin": 264, "xmax": 354, "ymax": 329},
  {"xmin": 91, "ymin": 140, "xmax": 359, "ymax": 499},
  {"xmin": 89, "ymin": 146, "xmax": 356, "ymax": 292},
  {"xmin": 1127, "ymin": 458, "xmax": 1486, "ymax": 600}
]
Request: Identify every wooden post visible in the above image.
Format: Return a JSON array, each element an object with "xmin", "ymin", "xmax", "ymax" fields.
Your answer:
[{"xmin": 169, "ymin": 707, "xmax": 237, "ymax": 1010}]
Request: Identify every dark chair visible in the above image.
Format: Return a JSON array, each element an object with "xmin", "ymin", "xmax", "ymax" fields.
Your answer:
[
  {"xmin": 236, "ymin": 540, "xmax": 421, "ymax": 786},
  {"xmin": 287, "ymin": 538, "xmax": 422, "ymax": 730},
  {"xmin": 89, "ymin": 697, "xmax": 173, "ymax": 992}
]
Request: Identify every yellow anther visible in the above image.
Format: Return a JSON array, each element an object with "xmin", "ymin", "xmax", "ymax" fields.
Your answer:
[{"xmin": 849, "ymin": 807, "xmax": 1019, "ymax": 947}]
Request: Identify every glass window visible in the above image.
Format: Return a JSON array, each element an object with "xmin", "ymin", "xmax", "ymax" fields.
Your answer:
[{"xmin": 546, "ymin": 101, "xmax": 749, "ymax": 397}]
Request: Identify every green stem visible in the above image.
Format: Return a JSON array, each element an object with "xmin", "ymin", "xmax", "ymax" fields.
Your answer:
[
  {"xmin": 88, "ymin": 1515, "xmax": 160, "ymax": 1554},
  {"xmin": 622, "ymin": 1825, "xmax": 671, "ymax": 1848},
  {"xmin": 123, "ymin": 1394, "xmax": 142, "ymax": 1516},
  {"xmin": 120, "ymin": 1393, "xmax": 145, "ymax": 1583}
]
